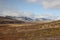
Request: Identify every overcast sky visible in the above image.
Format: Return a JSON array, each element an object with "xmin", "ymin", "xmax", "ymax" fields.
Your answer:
[{"xmin": 0, "ymin": 0, "xmax": 60, "ymax": 19}]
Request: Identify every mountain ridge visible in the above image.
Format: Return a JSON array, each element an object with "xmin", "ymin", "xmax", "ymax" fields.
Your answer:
[{"xmin": 0, "ymin": 16, "xmax": 56, "ymax": 24}]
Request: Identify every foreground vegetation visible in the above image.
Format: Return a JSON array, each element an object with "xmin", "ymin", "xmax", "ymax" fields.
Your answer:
[{"xmin": 0, "ymin": 20, "xmax": 60, "ymax": 40}]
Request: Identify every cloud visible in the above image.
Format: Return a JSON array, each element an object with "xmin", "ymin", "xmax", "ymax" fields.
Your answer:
[
  {"xmin": 0, "ymin": 0, "xmax": 60, "ymax": 20},
  {"xmin": 26, "ymin": 0, "xmax": 60, "ymax": 9},
  {"xmin": 0, "ymin": 0, "xmax": 35, "ymax": 18},
  {"xmin": 26, "ymin": 0, "xmax": 40, "ymax": 3},
  {"xmin": 0, "ymin": 9, "xmax": 35, "ymax": 18},
  {"xmin": 56, "ymin": 17, "xmax": 60, "ymax": 20},
  {"xmin": 0, "ymin": 9, "xmax": 60, "ymax": 20},
  {"xmin": 43, "ymin": 0, "xmax": 60, "ymax": 9},
  {"xmin": 1, "ymin": 10, "xmax": 19, "ymax": 16},
  {"xmin": 35, "ymin": 13, "xmax": 59, "ymax": 20}
]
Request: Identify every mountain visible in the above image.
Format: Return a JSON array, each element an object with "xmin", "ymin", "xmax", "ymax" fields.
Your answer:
[
  {"xmin": 0, "ymin": 16, "xmax": 54, "ymax": 24},
  {"xmin": 35, "ymin": 18, "xmax": 52, "ymax": 21},
  {"xmin": 0, "ymin": 16, "xmax": 25, "ymax": 24},
  {"xmin": 15, "ymin": 17, "xmax": 33, "ymax": 22},
  {"xmin": 13, "ymin": 17, "xmax": 53, "ymax": 22}
]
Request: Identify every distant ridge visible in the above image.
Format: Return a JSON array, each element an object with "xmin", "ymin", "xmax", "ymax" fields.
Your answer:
[
  {"xmin": 0, "ymin": 16, "xmax": 55, "ymax": 24},
  {"xmin": 0, "ymin": 16, "xmax": 25, "ymax": 24}
]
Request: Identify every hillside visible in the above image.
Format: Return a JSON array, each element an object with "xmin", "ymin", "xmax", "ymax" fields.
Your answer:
[
  {"xmin": 0, "ymin": 16, "xmax": 25, "ymax": 24},
  {"xmin": 0, "ymin": 20, "xmax": 60, "ymax": 40}
]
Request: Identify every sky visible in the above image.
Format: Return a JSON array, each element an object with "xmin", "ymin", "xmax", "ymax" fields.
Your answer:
[{"xmin": 0, "ymin": 0, "xmax": 60, "ymax": 20}]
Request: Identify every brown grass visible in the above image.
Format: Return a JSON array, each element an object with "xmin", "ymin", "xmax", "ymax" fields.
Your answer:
[{"xmin": 0, "ymin": 20, "xmax": 60, "ymax": 40}]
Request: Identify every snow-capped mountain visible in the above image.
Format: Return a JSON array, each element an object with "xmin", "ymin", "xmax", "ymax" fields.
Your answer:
[
  {"xmin": 15, "ymin": 17, "xmax": 33, "ymax": 22},
  {"xmin": 12, "ymin": 16, "xmax": 52, "ymax": 22},
  {"xmin": 35, "ymin": 18, "xmax": 52, "ymax": 21},
  {"xmin": 0, "ymin": 16, "xmax": 53, "ymax": 22}
]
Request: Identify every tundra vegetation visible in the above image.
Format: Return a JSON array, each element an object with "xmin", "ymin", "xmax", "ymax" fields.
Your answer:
[{"xmin": 0, "ymin": 17, "xmax": 60, "ymax": 40}]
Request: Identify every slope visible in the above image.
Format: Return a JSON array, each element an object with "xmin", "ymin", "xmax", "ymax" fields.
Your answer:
[{"xmin": 0, "ymin": 20, "xmax": 60, "ymax": 40}]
